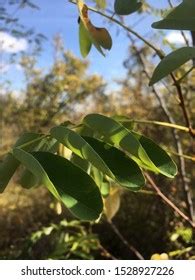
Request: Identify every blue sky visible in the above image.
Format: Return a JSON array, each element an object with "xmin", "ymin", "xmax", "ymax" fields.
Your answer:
[{"xmin": 0, "ymin": 0, "xmax": 185, "ymax": 93}]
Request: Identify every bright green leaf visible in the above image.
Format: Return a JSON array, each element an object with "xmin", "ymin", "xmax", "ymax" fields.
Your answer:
[
  {"xmin": 50, "ymin": 126, "xmax": 113, "ymax": 178},
  {"xmin": 149, "ymin": 47, "xmax": 195, "ymax": 85},
  {"xmin": 92, "ymin": 166, "xmax": 104, "ymax": 187},
  {"xmin": 83, "ymin": 114, "xmax": 157, "ymax": 169},
  {"xmin": 91, "ymin": 167, "xmax": 110, "ymax": 197},
  {"xmin": 13, "ymin": 149, "xmax": 103, "ymax": 220},
  {"xmin": 132, "ymin": 132, "xmax": 177, "ymax": 178},
  {"xmin": 51, "ymin": 126, "xmax": 145, "ymax": 189},
  {"xmin": 100, "ymin": 181, "xmax": 110, "ymax": 197},
  {"xmin": 83, "ymin": 114, "xmax": 177, "ymax": 178},
  {"xmin": 114, "ymin": 0, "xmax": 142, "ymax": 15}
]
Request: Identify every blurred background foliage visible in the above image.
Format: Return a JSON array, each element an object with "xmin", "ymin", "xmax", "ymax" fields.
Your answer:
[{"xmin": 0, "ymin": 0, "xmax": 195, "ymax": 260}]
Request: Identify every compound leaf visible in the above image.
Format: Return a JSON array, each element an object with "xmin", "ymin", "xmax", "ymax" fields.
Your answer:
[{"xmin": 83, "ymin": 114, "xmax": 177, "ymax": 178}]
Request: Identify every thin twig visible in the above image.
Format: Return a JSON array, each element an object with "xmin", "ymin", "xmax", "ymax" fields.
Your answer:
[
  {"xmin": 107, "ymin": 220, "xmax": 145, "ymax": 260},
  {"xmin": 166, "ymin": 150, "xmax": 195, "ymax": 162},
  {"xmin": 123, "ymin": 119, "xmax": 189, "ymax": 132},
  {"xmin": 143, "ymin": 60, "xmax": 195, "ymax": 224},
  {"xmin": 170, "ymin": 73, "xmax": 195, "ymax": 138},
  {"xmin": 145, "ymin": 173, "xmax": 195, "ymax": 228}
]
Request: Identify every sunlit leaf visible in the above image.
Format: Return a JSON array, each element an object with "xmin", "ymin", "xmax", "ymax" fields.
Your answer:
[
  {"xmin": 149, "ymin": 47, "xmax": 195, "ymax": 85},
  {"xmin": 51, "ymin": 126, "xmax": 113, "ymax": 177},
  {"xmin": 83, "ymin": 114, "xmax": 157, "ymax": 169},
  {"xmin": 114, "ymin": 0, "xmax": 142, "ymax": 15},
  {"xmin": 132, "ymin": 131, "xmax": 177, "ymax": 178},
  {"xmin": 92, "ymin": 167, "xmax": 110, "ymax": 197},
  {"xmin": 13, "ymin": 149, "xmax": 103, "ymax": 220},
  {"xmin": 100, "ymin": 180, "xmax": 110, "ymax": 197},
  {"xmin": 83, "ymin": 114, "xmax": 177, "ymax": 178},
  {"xmin": 51, "ymin": 126, "xmax": 145, "ymax": 189}
]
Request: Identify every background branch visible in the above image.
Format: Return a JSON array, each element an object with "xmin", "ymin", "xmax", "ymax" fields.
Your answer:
[
  {"xmin": 145, "ymin": 173, "xmax": 195, "ymax": 228},
  {"xmin": 107, "ymin": 220, "xmax": 145, "ymax": 260},
  {"xmin": 121, "ymin": 21, "xmax": 195, "ymax": 224}
]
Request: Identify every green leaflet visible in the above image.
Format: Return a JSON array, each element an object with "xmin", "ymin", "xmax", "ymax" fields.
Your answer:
[
  {"xmin": 79, "ymin": 20, "xmax": 92, "ymax": 58},
  {"xmin": 0, "ymin": 133, "xmax": 43, "ymax": 193},
  {"xmin": 13, "ymin": 149, "xmax": 103, "ymax": 221},
  {"xmin": 132, "ymin": 132, "xmax": 177, "ymax": 178},
  {"xmin": 51, "ymin": 126, "xmax": 113, "ymax": 178},
  {"xmin": 83, "ymin": 136, "xmax": 145, "ymax": 189},
  {"xmin": 152, "ymin": 0, "xmax": 195, "ymax": 31},
  {"xmin": 100, "ymin": 180, "xmax": 110, "ymax": 197},
  {"xmin": 13, "ymin": 149, "xmax": 59, "ymax": 199},
  {"xmin": 19, "ymin": 137, "xmax": 59, "ymax": 189},
  {"xmin": 83, "ymin": 114, "xmax": 157, "ymax": 170},
  {"xmin": 114, "ymin": 0, "xmax": 142, "ymax": 15},
  {"xmin": 149, "ymin": 47, "xmax": 195, "ymax": 85},
  {"xmin": 91, "ymin": 166, "xmax": 110, "ymax": 197},
  {"xmin": 83, "ymin": 114, "xmax": 177, "ymax": 178},
  {"xmin": 34, "ymin": 137, "xmax": 59, "ymax": 153},
  {"xmin": 51, "ymin": 126, "xmax": 145, "ymax": 189}
]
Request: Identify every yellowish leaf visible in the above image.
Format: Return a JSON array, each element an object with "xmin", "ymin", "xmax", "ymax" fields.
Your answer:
[
  {"xmin": 91, "ymin": 27, "xmax": 112, "ymax": 50},
  {"xmin": 77, "ymin": 0, "xmax": 112, "ymax": 56},
  {"xmin": 104, "ymin": 188, "xmax": 121, "ymax": 221}
]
